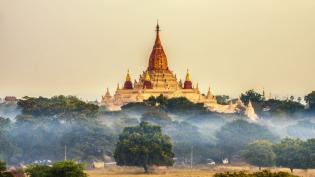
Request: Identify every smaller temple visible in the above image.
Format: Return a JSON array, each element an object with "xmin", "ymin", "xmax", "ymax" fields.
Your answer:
[
  {"xmin": 143, "ymin": 71, "xmax": 153, "ymax": 89},
  {"xmin": 183, "ymin": 70, "xmax": 193, "ymax": 89},
  {"xmin": 244, "ymin": 101, "xmax": 258, "ymax": 121},
  {"xmin": 123, "ymin": 70, "xmax": 133, "ymax": 89}
]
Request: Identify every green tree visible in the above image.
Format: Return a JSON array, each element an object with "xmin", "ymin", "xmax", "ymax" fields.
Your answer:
[
  {"xmin": 273, "ymin": 138, "xmax": 306, "ymax": 172},
  {"xmin": 261, "ymin": 99, "xmax": 304, "ymax": 118},
  {"xmin": 17, "ymin": 95, "xmax": 99, "ymax": 121},
  {"xmin": 155, "ymin": 94, "xmax": 169, "ymax": 109},
  {"xmin": 0, "ymin": 161, "xmax": 14, "ymax": 177},
  {"xmin": 144, "ymin": 96, "xmax": 158, "ymax": 107},
  {"xmin": 305, "ymin": 91, "xmax": 315, "ymax": 112},
  {"xmin": 216, "ymin": 95, "xmax": 230, "ymax": 105},
  {"xmin": 25, "ymin": 161, "xmax": 87, "ymax": 177},
  {"xmin": 303, "ymin": 139, "xmax": 315, "ymax": 169},
  {"xmin": 216, "ymin": 119, "xmax": 277, "ymax": 157},
  {"xmin": 0, "ymin": 161, "xmax": 5, "ymax": 173},
  {"xmin": 166, "ymin": 97, "xmax": 205, "ymax": 113},
  {"xmin": 241, "ymin": 89, "xmax": 264, "ymax": 104},
  {"xmin": 50, "ymin": 161, "xmax": 87, "ymax": 177},
  {"xmin": 114, "ymin": 122, "xmax": 175, "ymax": 172},
  {"xmin": 214, "ymin": 170, "xmax": 298, "ymax": 177},
  {"xmin": 143, "ymin": 96, "xmax": 205, "ymax": 114},
  {"xmin": 25, "ymin": 164, "xmax": 51, "ymax": 177},
  {"xmin": 241, "ymin": 140, "xmax": 276, "ymax": 170}
]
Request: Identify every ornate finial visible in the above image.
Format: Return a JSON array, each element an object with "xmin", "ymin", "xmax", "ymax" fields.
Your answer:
[
  {"xmin": 126, "ymin": 69, "xmax": 131, "ymax": 81},
  {"xmin": 185, "ymin": 69, "xmax": 191, "ymax": 81},
  {"xmin": 145, "ymin": 71, "xmax": 151, "ymax": 81},
  {"xmin": 262, "ymin": 88, "xmax": 265, "ymax": 97},
  {"xmin": 156, "ymin": 20, "xmax": 160, "ymax": 32},
  {"xmin": 207, "ymin": 86, "xmax": 213, "ymax": 98},
  {"xmin": 105, "ymin": 88, "xmax": 111, "ymax": 97}
]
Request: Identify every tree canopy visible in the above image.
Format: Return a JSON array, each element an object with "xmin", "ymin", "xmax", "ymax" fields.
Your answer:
[
  {"xmin": 273, "ymin": 138, "xmax": 306, "ymax": 172},
  {"xmin": 0, "ymin": 161, "xmax": 5, "ymax": 173},
  {"xmin": 241, "ymin": 140, "xmax": 276, "ymax": 169},
  {"xmin": 114, "ymin": 122, "xmax": 175, "ymax": 172},
  {"xmin": 214, "ymin": 170, "xmax": 298, "ymax": 177},
  {"xmin": 17, "ymin": 95, "xmax": 99, "ymax": 121},
  {"xmin": 241, "ymin": 89, "xmax": 264, "ymax": 104},
  {"xmin": 143, "ymin": 95, "xmax": 206, "ymax": 114},
  {"xmin": 216, "ymin": 95, "xmax": 230, "ymax": 105},
  {"xmin": 305, "ymin": 91, "xmax": 315, "ymax": 113},
  {"xmin": 273, "ymin": 138, "xmax": 315, "ymax": 171},
  {"xmin": 261, "ymin": 99, "xmax": 304, "ymax": 118},
  {"xmin": 25, "ymin": 161, "xmax": 87, "ymax": 177}
]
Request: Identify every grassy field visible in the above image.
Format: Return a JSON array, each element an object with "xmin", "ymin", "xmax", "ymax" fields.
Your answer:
[{"xmin": 86, "ymin": 165, "xmax": 315, "ymax": 177}]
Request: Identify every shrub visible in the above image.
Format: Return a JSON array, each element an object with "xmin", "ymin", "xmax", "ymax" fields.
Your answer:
[{"xmin": 214, "ymin": 170, "xmax": 298, "ymax": 177}]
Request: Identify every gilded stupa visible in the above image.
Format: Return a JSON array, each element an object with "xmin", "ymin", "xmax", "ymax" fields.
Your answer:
[{"xmin": 101, "ymin": 23, "xmax": 257, "ymax": 120}]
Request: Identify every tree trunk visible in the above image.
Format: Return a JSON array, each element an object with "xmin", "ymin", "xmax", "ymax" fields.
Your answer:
[
  {"xmin": 143, "ymin": 164, "xmax": 148, "ymax": 173},
  {"xmin": 259, "ymin": 166, "xmax": 261, "ymax": 171},
  {"xmin": 290, "ymin": 168, "xmax": 293, "ymax": 173}
]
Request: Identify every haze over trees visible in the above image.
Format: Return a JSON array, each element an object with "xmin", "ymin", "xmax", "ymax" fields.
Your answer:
[
  {"xmin": 216, "ymin": 119, "xmax": 277, "ymax": 158},
  {"xmin": 1, "ymin": 91, "xmax": 315, "ymax": 171},
  {"xmin": 0, "ymin": 96, "xmax": 115, "ymax": 164}
]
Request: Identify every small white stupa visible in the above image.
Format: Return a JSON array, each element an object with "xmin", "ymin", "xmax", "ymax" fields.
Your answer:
[{"xmin": 244, "ymin": 101, "xmax": 258, "ymax": 121}]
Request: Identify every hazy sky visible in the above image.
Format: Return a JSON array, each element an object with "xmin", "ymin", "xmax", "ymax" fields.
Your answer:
[{"xmin": 0, "ymin": 0, "xmax": 314, "ymax": 100}]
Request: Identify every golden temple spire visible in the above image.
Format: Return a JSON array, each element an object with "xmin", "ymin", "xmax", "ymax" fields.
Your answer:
[
  {"xmin": 156, "ymin": 20, "xmax": 160, "ymax": 33},
  {"xmin": 105, "ymin": 88, "xmax": 111, "ymax": 97},
  {"xmin": 154, "ymin": 20, "xmax": 161, "ymax": 46},
  {"xmin": 185, "ymin": 69, "xmax": 191, "ymax": 81},
  {"xmin": 125, "ymin": 69, "xmax": 131, "ymax": 81},
  {"xmin": 145, "ymin": 71, "xmax": 151, "ymax": 81},
  {"xmin": 207, "ymin": 86, "xmax": 212, "ymax": 97},
  {"xmin": 148, "ymin": 22, "xmax": 168, "ymax": 71}
]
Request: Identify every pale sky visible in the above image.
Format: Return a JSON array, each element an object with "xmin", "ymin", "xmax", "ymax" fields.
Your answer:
[{"xmin": 0, "ymin": 0, "xmax": 314, "ymax": 101}]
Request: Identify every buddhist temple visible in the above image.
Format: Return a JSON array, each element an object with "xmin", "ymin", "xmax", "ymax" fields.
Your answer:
[{"xmin": 101, "ymin": 23, "xmax": 257, "ymax": 119}]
